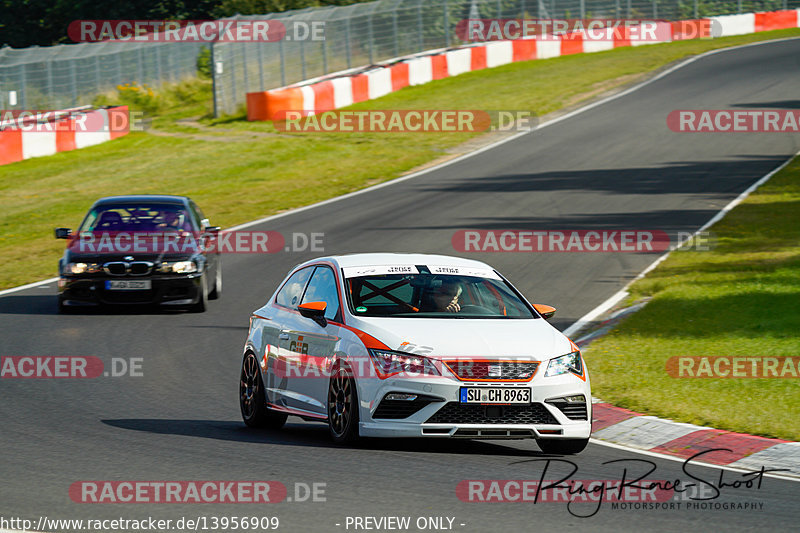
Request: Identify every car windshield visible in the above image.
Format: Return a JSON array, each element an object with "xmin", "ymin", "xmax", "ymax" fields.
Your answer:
[
  {"xmin": 345, "ymin": 270, "xmax": 536, "ymax": 319},
  {"xmin": 78, "ymin": 204, "xmax": 196, "ymax": 234}
]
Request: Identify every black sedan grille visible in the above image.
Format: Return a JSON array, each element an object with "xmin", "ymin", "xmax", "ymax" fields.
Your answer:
[
  {"xmin": 444, "ymin": 360, "xmax": 539, "ymax": 381},
  {"xmin": 102, "ymin": 261, "xmax": 153, "ymax": 276},
  {"xmin": 425, "ymin": 402, "xmax": 558, "ymax": 425}
]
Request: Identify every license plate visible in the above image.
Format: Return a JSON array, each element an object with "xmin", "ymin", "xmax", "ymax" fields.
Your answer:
[
  {"xmin": 105, "ymin": 280, "xmax": 151, "ymax": 290},
  {"xmin": 460, "ymin": 387, "xmax": 530, "ymax": 404}
]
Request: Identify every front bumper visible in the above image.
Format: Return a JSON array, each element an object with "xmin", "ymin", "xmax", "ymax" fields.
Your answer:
[
  {"xmin": 357, "ymin": 373, "xmax": 591, "ymax": 440},
  {"xmin": 58, "ymin": 274, "xmax": 203, "ymax": 306}
]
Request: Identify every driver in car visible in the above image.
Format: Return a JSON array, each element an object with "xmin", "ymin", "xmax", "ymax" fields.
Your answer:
[{"xmin": 424, "ymin": 279, "xmax": 463, "ymax": 313}]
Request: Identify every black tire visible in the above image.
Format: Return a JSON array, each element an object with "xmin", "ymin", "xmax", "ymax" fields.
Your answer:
[
  {"xmin": 57, "ymin": 296, "xmax": 72, "ymax": 314},
  {"xmin": 327, "ymin": 363, "xmax": 360, "ymax": 444},
  {"xmin": 209, "ymin": 260, "xmax": 222, "ymax": 300},
  {"xmin": 190, "ymin": 273, "xmax": 208, "ymax": 312},
  {"xmin": 537, "ymin": 438, "xmax": 589, "ymax": 455},
  {"xmin": 240, "ymin": 352, "xmax": 287, "ymax": 429}
]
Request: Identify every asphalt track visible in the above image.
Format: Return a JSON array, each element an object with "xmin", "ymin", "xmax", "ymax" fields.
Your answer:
[{"xmin": 2, "ymin": 38, "xmax": 800, "ymax": 532}]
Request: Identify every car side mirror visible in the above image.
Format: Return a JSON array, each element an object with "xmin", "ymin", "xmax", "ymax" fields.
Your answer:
[
  {"xmin": 298, "ymin": 301, "xmax": 327, "ymax": 324},
  {"xmin": 205, "ymin": 226, "xmax": 220, "ymax": 234},
  {"xmin": 55, "ymin": 228, "xmax": 72, "ymax": 239},
  {"xmin": 533, "ymin": 304, "xmax": 556, "ymax": 320}
]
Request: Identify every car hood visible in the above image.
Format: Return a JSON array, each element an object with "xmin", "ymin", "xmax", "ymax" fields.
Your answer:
[
  {"xmin": 63, "ymin": 250, "xmax": 198, "ymax": 263},
  {"xmin": 347, "ymin": 317, "xmax": 573, "ymax": 361}
]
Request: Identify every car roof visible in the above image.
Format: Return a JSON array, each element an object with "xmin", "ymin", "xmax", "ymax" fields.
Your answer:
[
  {"xmin": 312, "ymin": 253, "xmax": 494, "ymax": 270},
  {"xmin": 92, "ymin": 195, "xmax": 190, "ymax": 206}
]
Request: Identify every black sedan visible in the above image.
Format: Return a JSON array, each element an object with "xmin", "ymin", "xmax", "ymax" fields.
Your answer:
[{"xmin": 55, "ymin": 195, "xmax": 222, "ymax": 313}]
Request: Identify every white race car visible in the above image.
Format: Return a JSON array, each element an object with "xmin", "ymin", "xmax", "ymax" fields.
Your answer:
[{"xmin": 239, "ymin": 253, "xmax": 591, "ymax": 454}]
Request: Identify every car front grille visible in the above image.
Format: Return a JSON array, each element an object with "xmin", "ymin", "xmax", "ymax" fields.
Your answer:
[
  {"xmin": 102, "ymin": 261, "xmax": 153, "ymax": 276},
  {"xmin": 545, "ymin": 398, "xmax": 588, "ymax": 420},
  {"xmin": 425, "ymin": 402, "xmax": 559, "ymax": 425},
  {"xmin": 128, "ymin": 262, "xmax": 153, "ymax": 275},
  {"xmin": 373, "ymin": 394, "xmax": 442, "ymax": 420},
  {"xmin": 103, "ymin": 262, "xmax": 128, "ymax": 276},
  {"xmin": 443, "ymin": 360, "xmax": 539, "ymax": 381}
]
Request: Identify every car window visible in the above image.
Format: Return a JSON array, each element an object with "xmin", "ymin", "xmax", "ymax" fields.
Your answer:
[
  {"xmin": 189, "ymin": 201, "xmax": 206, "ymax": 229},
  {"xmin": 275, "ymin": 267, "xmax": 314, "ymax": 309},
  {"xmin": 78, "ymin": 204, "xmax": 194, "ymax": 233},
  {"xmin": 301, "ymin": 266, "xmax": 340, "ymax": 321},
  {"xmin": 346, "ymin": 273, "xmax": 535, "ymax": 319}
]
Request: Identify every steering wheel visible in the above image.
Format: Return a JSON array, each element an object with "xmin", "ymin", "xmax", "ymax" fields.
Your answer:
[{"xmin": 457, "ymin": 305, "xmax": 494, "ymax": 314}]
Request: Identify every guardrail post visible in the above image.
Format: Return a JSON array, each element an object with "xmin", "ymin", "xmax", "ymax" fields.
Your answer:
[
  {"xmin": 20, "ymin": 64, "xmax": 27, "ymax": 108},
  {"xmin": 737, "ymin": 0, "xmax": 741, "ymax": 14},
  {"xmin": 393, "ymin": 5, "xmax": 400, "ymax": 57},
  {"xmin": 580, "ymin": 0, "xmax": 586, "ymax": 19},
  {"xmin": 345, "ymin": 17, "xmax": 352, "ymax": 69},
  {"xmin": 444, "ymin": 0, "xmax": 450, "ymax": 48},
  {"xmin": 301, "ymin": 35, "xmax": 307, "ymax": 79},
  {"xmin": 418, "ymin": 0, "xmax": 424, "ymax": 51},
  {"xmin": 368, "ymin": 12, "xmax": 375, "ymax": 63},
  {"xmin": 278, "ymin": 38, "xmax": 286, "ymax": 86},
  {"xmin": 322, "ymin": 28, "xmax": 328, "ymax": 74},
  {"xmin": 694, "ymin": 0, "xmax": 698, "ymax": 19},
  {"xmin": 652, "ymin": 0, "xmax": 657, "ymax": 18},
  {"xmin": 46, "ymin": 59, "xmax": 54, "ymax": 105},
  {"xmin": 137, "ymin": 47, "xmax": 144, "ymax": 83},
  {"xmin": 627, "ymin": 0, "xmax": 631, "ymax": 18},
  {"xmin": 70, "ymin": 59, "xmax": 78, "ymax": 107},
  {"xmin": 95, "ymin": 55, "xmax": 101, "ymax": 94},
  {"xmin": 258, "ymin": 43, "xmax": 265, "ymax": 91},
  {"xmin": 211, "ymin": 42, "xmax": 219, "ymax": 118},
  {"xmin": 243, "ymin": 44, "xmax": 250, "ymax": 94},
  {"xmin": 155, "ymin": 46, "xmax": 162, "ymax": 86}
]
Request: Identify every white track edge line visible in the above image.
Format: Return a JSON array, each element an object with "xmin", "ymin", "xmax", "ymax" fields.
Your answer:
[
  {"xmin": 564, "ymin": 149, "xmax": 799, "ymax": 339},
  {"xmin": 1, "ymin": 36, "xmax": 798, "ymax": 300},
  {"xmin": 589, "ymin": 438, "xmax": 800, "ymax": 483}
]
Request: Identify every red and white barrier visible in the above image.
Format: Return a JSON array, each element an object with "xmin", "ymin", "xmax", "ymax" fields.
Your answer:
[
  {"xmin": 0, "ymin": 106, "xmax": 129, "ymax": 167},
  {"xmin": 243, "ymin": 10, "xmax": 799, "ymax": 122}
]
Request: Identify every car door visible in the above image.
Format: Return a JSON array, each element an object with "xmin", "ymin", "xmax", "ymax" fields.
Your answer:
[
  {"xmin": 261, "ymin": 266, "xmax": 314, "ymax": 409},
  {"xmin": 280, "ymin": 265, "xmax": 343, "ymax": 416}
]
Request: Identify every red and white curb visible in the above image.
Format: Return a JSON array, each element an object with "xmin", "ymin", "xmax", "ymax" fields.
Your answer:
[{"xmin": 590, "ymin": 400, "xmax": 800, "ymax": 477}]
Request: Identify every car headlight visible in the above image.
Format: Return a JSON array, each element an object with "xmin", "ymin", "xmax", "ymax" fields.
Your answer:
[
  {"xmin": 368, "ymin": 349, "xmax": 440, "ymax": 377},
  {"xmin": 545, "ymin": 351, "xmax": 583, "ymax": 377},
  {"xmin": 66, "ymin": 262, "xmax": 100, "ymax": 275},
  {"xmin": 157, "ymin": 260, "xmax": 198, "ymax": 273}
]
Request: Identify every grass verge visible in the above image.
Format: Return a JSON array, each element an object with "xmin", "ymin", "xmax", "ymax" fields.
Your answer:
[
  {"xmin": 583, "ymin": 155, "xmax": 800, "ymax": 441},
  {"xmin": 1, "ymin": 28, "xmax": 799, "ymax": 289}
]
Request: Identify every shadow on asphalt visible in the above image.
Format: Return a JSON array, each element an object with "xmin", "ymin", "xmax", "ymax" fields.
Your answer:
[
  {"xmin": 101, "ymin": 418, "xmax": 550, "ymax": 456},
  {"xmin": 0, "ymin": 294, "xmax": 200, "ymax": 316}
]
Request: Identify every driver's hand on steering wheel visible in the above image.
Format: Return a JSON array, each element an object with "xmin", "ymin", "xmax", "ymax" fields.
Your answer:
[{"xmin": 444, "ymin": 296, "xmax": 461, "ymax": 313}]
